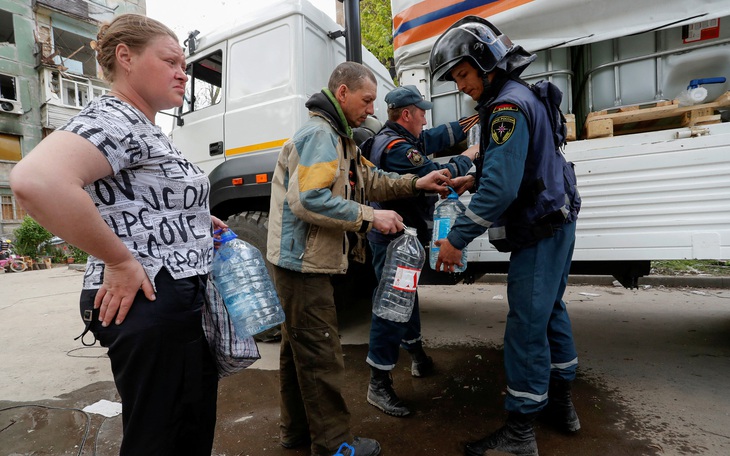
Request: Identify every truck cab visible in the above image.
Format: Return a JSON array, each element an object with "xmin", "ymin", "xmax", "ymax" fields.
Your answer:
[
  {"xmin": 169, "ymin": 1, "xmax": 395, "ymax": 292},
  {"xmin": 171, "ymin": 0, "xmax": 395, "ymax": 222}
]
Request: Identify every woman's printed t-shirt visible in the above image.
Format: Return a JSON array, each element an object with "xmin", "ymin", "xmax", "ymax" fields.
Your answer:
[{"xmin": 59, "ymin": 96, "xmax": 213, "ymax": 290}]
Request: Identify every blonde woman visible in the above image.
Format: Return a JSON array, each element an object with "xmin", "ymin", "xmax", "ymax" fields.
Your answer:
[{"xmin": 11, "ymin": 14, "xmax": 225, "ymax": 455}]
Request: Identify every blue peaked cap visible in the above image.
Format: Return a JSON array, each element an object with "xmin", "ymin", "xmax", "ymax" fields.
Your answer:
[{"xmin": 385, "ymin": 85, "xmax": 433, "ymax": 110}]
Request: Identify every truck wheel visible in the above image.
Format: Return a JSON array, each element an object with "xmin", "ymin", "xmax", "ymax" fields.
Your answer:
[{"xmin": 225, "ymin": 211, "xmax": 271, "ymax": 271}]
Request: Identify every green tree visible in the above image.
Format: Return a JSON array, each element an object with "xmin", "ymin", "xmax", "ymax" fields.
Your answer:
[
  {"xmin": 13, "ymin": 216, "xmax": 53, "ymax": 258},
  {"xmin": 361, "ymin": 0, "xmax": 396, "ymax": 81}
]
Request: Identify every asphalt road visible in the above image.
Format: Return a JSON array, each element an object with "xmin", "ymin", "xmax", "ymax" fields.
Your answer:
[{"xmin": 1, "ymin": 267, "xmax": 729, "ymax": 455}]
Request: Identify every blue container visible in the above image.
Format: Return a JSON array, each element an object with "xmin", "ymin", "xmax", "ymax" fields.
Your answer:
[
  {"xmin": 211, "ymin": 230, "xmax": 284, "ymax": 337},
  {"xmin": 430, "ymin": 189, "xmax": 467, "ymax": 273}
]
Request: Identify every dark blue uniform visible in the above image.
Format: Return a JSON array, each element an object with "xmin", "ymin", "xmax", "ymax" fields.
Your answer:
[
  {"xmin": 447, "ymin": 79, "xmax": 579, "ymax": 415},
  {"xmin": 367, "ymin": 119, "xmax": 472, "ymax": 371}
]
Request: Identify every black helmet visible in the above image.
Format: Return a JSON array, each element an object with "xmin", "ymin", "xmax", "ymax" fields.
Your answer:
[{"xmin": 429, "ymin": 16, "xmax": 535, "ymax": 81}]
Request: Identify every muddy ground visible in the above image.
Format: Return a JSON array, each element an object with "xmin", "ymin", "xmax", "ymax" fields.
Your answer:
[
  {"xmin": 1, "ymin": 342, "xmax": 658, "ymax": 456},
  {"xmin": 4, "ymin": 269, "xmax": 727, "ymax": 456}
]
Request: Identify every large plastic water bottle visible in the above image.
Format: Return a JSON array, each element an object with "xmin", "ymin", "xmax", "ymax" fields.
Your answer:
[
  {"xmin": 373, "ymin": 227, "xmax": 425, "ymax": 322},
  {"xmin": 210, "ymin": 229, "xmax": 284, "ymax": 338},
  {"xmin": 430, "ymin": 188, "xmax": 468, "ymax": 272}
]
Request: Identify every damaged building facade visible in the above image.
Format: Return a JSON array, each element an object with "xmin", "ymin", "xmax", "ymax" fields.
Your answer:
[{"xmin": 0, "ymin": 0, "xmax": 145, "ymax": 236}]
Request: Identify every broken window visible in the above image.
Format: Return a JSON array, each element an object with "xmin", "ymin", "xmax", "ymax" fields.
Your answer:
[
  {"xmin": 0, "ymin": 74, "xmax": 18, "ymax": 101},
  {"xmin": 0, "ymin": 10, "xmax": 14, "ymax": 44},
  {"xmin": 50, "ymin": 71, "xmax": 108, "ymax": 108},
  {"xmin": 52, "ymin": 27, "xmax": 96, "ymax": 77}
]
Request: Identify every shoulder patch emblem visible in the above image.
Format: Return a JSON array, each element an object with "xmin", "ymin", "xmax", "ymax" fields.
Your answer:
[
  {"xmin": 406, "ymin": 148, "xmax": 425, "ymax": 166},
  {"xmin": 493, "ymin": 103, "xmax": 519, "ymax": 113},
  {"xmin": 491, "ymin": 115, "xmax": 516, "ymax": 145}
]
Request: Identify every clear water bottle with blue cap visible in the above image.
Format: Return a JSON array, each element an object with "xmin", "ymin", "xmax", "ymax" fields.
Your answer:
[
  {"xmin": 211, "ymin": 229, "xmax": 284, "ymax": 338},
  {"xmin": 373, "ymin": 226, "xmax": 425, "ymax": 322},
  {"xmin": 430, "ymin": 188, "xmax": 468, "ymax": 273}
]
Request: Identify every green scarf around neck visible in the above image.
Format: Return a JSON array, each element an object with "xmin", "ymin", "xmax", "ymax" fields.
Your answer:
[{"xmin": 323, "ymin": 88, "xmax": 353, "ymax": 138}]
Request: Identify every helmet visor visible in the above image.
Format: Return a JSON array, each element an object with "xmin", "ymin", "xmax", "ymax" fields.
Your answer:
[{"xmin": 429, "ymin": 17, "xmax": 514, "ymax": 81}]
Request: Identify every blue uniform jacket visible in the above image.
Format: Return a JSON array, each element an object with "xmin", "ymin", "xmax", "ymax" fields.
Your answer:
[
  {"xmin": 446, "ymin": 81, "xmax": 533, "ymax": 251},
  {"xmin": 368, "ymin": 120, "xmax": 472, "ymax": 245}
]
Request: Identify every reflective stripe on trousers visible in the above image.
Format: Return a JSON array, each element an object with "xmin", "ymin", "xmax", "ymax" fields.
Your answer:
[{"xmin": 504, "ymin": 221, "xmax": 578, "ymax": 414}]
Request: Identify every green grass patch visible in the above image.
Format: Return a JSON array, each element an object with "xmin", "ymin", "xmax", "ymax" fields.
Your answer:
[{"xmin": 651, "ymin": 260, "xmax": 730, "ymax": 276}]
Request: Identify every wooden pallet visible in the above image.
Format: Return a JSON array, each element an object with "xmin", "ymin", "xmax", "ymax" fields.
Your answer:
[{"xmin": 583, "ymin": 91, "xmax": 730, "ymax": 139}]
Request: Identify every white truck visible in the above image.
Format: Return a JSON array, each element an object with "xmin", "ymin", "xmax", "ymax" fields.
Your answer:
[
  {"xmin": 170, "ymin": 0, "xmax": 395, "ymax": 293},
  {"xmin": 172, "ymin": 0, "xmax": 730, "ymax": 288}
]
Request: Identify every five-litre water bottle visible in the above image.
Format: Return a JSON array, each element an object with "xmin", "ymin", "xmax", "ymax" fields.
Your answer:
[
  {"xmin": 210, "ymin": 229, "xmax": 285, "ymax": 338},
  {"xmin": 430, "ymin": 188, "xmax": 468, "ymax": 272},
  {"xmin": 373, "ymin": 227, "xmax": 425, "ymax": 322}
]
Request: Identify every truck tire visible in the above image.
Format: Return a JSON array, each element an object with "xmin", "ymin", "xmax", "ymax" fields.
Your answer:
[{"xmin": 225, "ymin": 211, "xmax": 271, "ymax": 272}]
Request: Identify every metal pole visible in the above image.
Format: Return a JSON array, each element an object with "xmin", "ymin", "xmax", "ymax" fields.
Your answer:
[{"xmin": 342, "ymin": 0, "xmax": 362, "ymax": 63}]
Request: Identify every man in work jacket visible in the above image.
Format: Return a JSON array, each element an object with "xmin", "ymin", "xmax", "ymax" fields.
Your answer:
[
  {"xmin": 365, "ymin": 84, "xmax": 478, "ymax": 418},
  {"xmin": 266, "ymin": 61, "xmax": 451, "ymax": 456},
  {"xmin": 429, "ymin": 16, "xmax": 582, "ymax": 456}
]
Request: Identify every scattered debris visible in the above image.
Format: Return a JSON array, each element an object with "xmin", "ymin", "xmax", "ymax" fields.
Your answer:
[{"xmin": 82, "ymin": 399, "xmax": 122, "ymax": 417}]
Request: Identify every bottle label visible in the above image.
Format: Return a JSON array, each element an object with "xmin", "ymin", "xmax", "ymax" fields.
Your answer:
[
  {"xmin": 392, "ymin": 265, "xmax": 420, "ymax": 292},
  {"xmin": 433, "ymin": 217, "xmax": 451, "ymax": 241}
]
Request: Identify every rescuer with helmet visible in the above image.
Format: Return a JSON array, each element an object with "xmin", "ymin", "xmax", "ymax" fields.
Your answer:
[{"xmin": 429, "ymin": 16, "xmax": 582, "ymax": 456}]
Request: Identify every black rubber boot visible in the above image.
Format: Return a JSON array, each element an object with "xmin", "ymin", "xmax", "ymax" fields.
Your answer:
[
  {"xmin": 464, "ymin": 412, "xmax": 539, "ymax": 456},
  {"xmin": 367, "ymin": 367, "xmax": 411, "ymax": 417},
  {"xmin": 408, "ymin": 343, "xmax": 434, "ymax": 378},
  {"xmin": 542, "ymin": 378, "xmax": 581, "ymax": 433},
  {"xmin": 279, "ymin": 435, "xmax": 309, "ymax": 449}
]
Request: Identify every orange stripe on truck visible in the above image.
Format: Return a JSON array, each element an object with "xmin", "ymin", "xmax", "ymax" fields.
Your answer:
[
  {"xmin": 393, "ymin": 0, "xmax": 463, "ymax": 30},
  {"xmin": 393, "ymin": 0, "xmax": 534, "ymax": 50},
  {"xmin": 227, "ymin": 138, "xmax": 288, "ymax": 156}
]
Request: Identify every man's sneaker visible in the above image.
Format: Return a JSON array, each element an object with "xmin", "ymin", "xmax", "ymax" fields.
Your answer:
[{"xmin": 333, "ymin": 437, "xmax": 381, "ymax": 456}]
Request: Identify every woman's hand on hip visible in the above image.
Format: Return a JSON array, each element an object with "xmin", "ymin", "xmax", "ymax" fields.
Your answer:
[{"xmin": 95, "ymin": 258, "xmax": 155, "ymax": 327}]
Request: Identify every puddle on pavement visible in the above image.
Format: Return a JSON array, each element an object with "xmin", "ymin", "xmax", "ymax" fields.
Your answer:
[{"xmin": 1, "ymin": 344, "xmax": 664, "ymax": 455}]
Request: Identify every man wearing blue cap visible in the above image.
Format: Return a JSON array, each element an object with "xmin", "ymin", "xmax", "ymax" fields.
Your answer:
[{"xmin": 365, "ymin": 84, "xmax": 478, "ymax": 417}]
